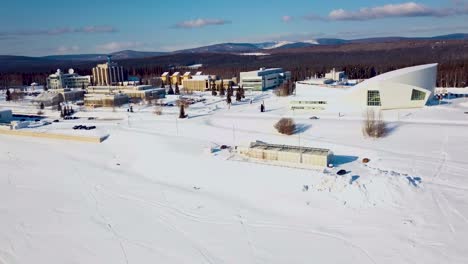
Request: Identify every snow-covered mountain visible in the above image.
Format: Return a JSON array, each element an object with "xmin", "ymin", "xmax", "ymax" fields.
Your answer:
[{"xmin": 254, "ymin": 40, "xmax": 319, "ymax": 50}]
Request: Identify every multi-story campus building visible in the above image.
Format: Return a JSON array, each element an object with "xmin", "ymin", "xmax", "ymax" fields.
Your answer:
[
  {"xmin": 46, "ymin": 69, "xmax": 91, "ymax": 89},
  {"xmin": 240, "ymin": 68, "xmax": 291, "ymax": 91},
  {"xmin": 92, "ymin": 56, "xmax": 126, "ymax": 85}
]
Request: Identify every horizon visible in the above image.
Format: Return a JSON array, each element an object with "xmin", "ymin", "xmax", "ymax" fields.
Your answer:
[{"xmin": 1, "ymin": 0, "xmax": 468, "ymax": 56}]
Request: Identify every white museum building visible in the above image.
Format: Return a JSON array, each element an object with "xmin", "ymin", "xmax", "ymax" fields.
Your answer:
[{"xmin": 290, "ymin": 63, "xmax": 438, "ymax": 112}]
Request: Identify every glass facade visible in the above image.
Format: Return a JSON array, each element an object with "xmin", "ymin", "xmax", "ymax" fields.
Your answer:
[
  {"xmin": 367, "ymin": 90, "xmax": 381, "ymax": 106},
  {"xmin": 411, "ymin": 89, "xmax": 426, "ymax": 101}
]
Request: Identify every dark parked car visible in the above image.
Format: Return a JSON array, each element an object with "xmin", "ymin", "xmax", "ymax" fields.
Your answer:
[
  {"xmin": 337, "ymin": 169, "xmax": 347, "ymax": 176},
  {"xmin": 53, "ymin": 119, "xmax": 60, "ymax": 123}
]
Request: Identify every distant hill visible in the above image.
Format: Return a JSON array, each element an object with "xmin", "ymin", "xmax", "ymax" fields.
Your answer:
[
  {"xmin": 43, "ymin": 50, "xmax": 167, "ymax": 61},
  {"xmin": 174, "ymin": 43, "xmax": 260, "ymax": 54},
  {"xmin": 1, "ymin": 33, "xmax": 468, "ymax": 73}
]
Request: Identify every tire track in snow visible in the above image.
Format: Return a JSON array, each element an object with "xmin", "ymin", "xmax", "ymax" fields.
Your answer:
[
  {"xmin": 244, "ymin": 220, "xmax": 377, "ymax": 264},
  {"xmin": 431, "ymin": 134, "xmax": 456, "ymax": 234}
]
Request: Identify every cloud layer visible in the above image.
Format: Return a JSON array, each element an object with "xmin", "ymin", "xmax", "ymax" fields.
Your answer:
[
  {"xmin": 96, "ymin": 42, "xmax": 144, "ymax": 53},
  {"xmin": 281, "ymin": 16, "xmax": 293, "ymax": 23},
  {"xmin": 306, "ymin": 2, "xmax": 468, "ymax": 21},
  {"xmin": 174, "ymin": 18, "xmax": 230, "ymax": 28},
  {"xmin": 0, "ymin": 26, "xmax": 117, "ymax": 37}
]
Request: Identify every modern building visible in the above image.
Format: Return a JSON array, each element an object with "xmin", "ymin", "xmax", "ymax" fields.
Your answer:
[
  {"xmin": 47, "ymin": 69, "xmax": 91, "ymax": 89},
  {"xmin": 240, "ymin": 68, "xmax": 291, "ymax": 91},
  {"xmin": 290, "ymin": 64, "xmax": 437, "ymax": 112},
  {"xmin": 325, "ymin": 68, "xmax": 346, "ymax": 82},
  {"xmin": 92, "ymin": 56, "xmax": 126, "ymax": 86},
  {"xmin": 237, "ymin": 141, "xmax": 333, "ymax": 168}
]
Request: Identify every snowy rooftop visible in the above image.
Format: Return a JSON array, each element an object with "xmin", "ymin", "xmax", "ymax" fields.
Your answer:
[{"xmin": 370, "ymin": 63, "xmax": 438, "ymax": 81}]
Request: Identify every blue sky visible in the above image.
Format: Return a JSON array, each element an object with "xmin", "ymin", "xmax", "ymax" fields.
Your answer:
[{"xmin": 1, "ymin": 0, "xmax": 467, "ymax": 56}]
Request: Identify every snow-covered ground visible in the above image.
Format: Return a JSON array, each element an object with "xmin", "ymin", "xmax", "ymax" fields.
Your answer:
[{"xmin": 1, "ymin": 92, "xmax": 468, "ymax": 264}]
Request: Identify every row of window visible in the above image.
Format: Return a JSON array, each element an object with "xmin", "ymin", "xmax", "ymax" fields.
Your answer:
[
  {"xmin": 291, "ymin": 101, "xmax": 327, "ymax": 105},
  {"xmin": 366, "ymin": 89, "xmax": 426, "ymax": 106}
]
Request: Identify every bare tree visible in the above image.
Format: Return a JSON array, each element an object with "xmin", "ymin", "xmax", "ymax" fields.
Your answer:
[
  {"xmin": 274, "ymin": 118, "xmax": 296, "ymax": 135},
  {"xmin": 363, "ymin": 109, "xmax": 387, "ymax": 138}
]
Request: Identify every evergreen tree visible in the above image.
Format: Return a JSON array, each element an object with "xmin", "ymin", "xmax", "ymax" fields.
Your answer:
[
  {"xmin": 40, "ymin": 102, "xmax": 44, "ymax": 110},
  {"xmin": 220, "ymin": 85, "xmax": 225, "ymax": 96},
  {"xmin": 5, "ymin": 89, "xmax": 11, "ymax": 101},
  {"xmin": 235, "ymin": 89, "xmax": 242, "ymax": 102},
  {"xmin": 168, "ymin": 83, "xmax": 174, "ymax": 95},
  {"xmin": 179, "ymin": 104, "xmax": 186, "ymax": 119}
]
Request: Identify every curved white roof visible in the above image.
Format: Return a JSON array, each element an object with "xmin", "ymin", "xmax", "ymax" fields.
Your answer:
[
  {"xmin": 349, "ymin": 63, "xmax": 438, "ymax": 93},
  {"xmin": 369, "ymin": 63, "xmax": 438, "ymax": 82}
]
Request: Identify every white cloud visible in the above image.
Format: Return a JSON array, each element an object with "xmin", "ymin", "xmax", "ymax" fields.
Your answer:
[
  {"xmin": 305, "ymin": 2, "xmax": 468, "ymax": 21},
  {"xmin": 174, "ymin": 18, "xmax": 230, "ymax": 29},
  {"xmin": 56, "ymin": 45, "xmax": 80, "ymax": 54},
  {"xmin": 281, "ymin": 16, "xmax": 293, "ymax": 23},
  {"xmin": 96, "ymin": 42, "xmax": 144, "ymax": 53},
  {"xmin": 0, "ymin": 26, "xmax": 117, "ymax": 37}
]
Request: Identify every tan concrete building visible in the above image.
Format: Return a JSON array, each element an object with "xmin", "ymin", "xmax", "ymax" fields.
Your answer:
[
  {"xmin": 87, "ymin": 85, "xmax": 165, "ymax": 100},
  {"xmin": 84, "ymin": 94, "xmax": 129, "ymax": 107},
  {"xmin": 238, "ymin": 141, "xmax": 332, "ymax": 168},
  {"xmin": 92, "ymin": 56, "xmax": 126, "ymax": 85},
  {"xmin": 183, "ymin": 79, "xmax": 209, "ymax": 91}
]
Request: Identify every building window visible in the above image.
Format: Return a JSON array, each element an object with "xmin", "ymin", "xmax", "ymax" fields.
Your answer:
[
  {"xmin": 367, "ymin": 90, "xmax": 381, "ymax": 106},
  {"xmin": 411, "ymin": 89, "xmax": 426, "ymax": 101}
]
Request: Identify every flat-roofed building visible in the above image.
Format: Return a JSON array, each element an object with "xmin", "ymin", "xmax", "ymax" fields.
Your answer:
[
  {"xmin": 240, "ymin": 68, "xmax": 291, "ymax": 91},
  {"xmin": 238, "ymin": 141, "xmax": 332, "ymax": 168},
  {"xmin": 47, "ymin": 69, "xmax": 91, "ymax": 89},
  {"xmin": 325, "ymin": 68, "xmax": 346, "ymax": 82},
  {"xmin": 32, "ymin": 89, "xmax": 85, "ymax": 106},
  {"xmin": 183, "ymin": 79, "xmax": 209, "ymax": 91},
  {"xmin": 84, "ymin": 94, "xmax": 129, "ymax": 107},
  {"xmin": 87, "ymin": 85, "xmax": 165, "ymax": 100}
]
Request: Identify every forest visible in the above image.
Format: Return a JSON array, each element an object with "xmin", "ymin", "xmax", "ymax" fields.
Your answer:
[{"xmin": 1, "ymin": 39, "xmax": 467, "ymax": 88}]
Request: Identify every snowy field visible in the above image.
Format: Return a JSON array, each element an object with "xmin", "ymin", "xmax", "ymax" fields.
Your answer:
[{"xmin": 1, "ymin": 92, "xmax": 468, "ymax": 263}]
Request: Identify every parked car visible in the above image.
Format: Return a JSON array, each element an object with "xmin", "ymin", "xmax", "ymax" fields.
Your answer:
[
  {"xmin": 310, "ymin": 116, "xmax": 319, "ymax": 120},
  {"xmin": 337, "ymin": 169, "xmax": 347, "ymax": 176},
  {"xmin": 53, "ymin": 119, "xmax": 60, "ymax": 123}
]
